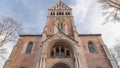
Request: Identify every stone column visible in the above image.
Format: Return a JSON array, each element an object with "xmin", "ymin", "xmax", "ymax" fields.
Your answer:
[
  {"xmin": 42, "ymin": 54, "xmax": 47, "ymax": 68},
  {"xmin": 39, "ymin": 57, "xmax": 43, "ymax": 68},
  {"xmin": 42, "ymin": 58, "xmax": 46, "ymax": 68},
  {"xmin": 74, "ymin": 53, "xmax": 79, "ymax": 68},
  {"xmin": 35, "ymin": 44, "xmax": 42, "ymax": 68},
  {"xmin": 77, "ymin": 57, "xmax": 81, "ymax": 68},
  {"xmin": 75, "ymin": 57, "xmax": 78, "ymax": 68}
]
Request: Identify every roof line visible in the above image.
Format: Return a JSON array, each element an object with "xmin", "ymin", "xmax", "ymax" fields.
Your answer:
[
  {"xmin": 19, "ymin": 34, "xmax": 42, "ymax": 36},
  {"xmin": 79, "ymin": 34, "xmax": 101, "ymax": 36}
]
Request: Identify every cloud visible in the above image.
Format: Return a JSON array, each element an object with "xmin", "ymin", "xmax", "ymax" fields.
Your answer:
[
  {"xmin": 69, "ymin": 0, "xmax": 94, "ymax": 34},
  {"xmin": 68, "ymin": 0, "xmax": 120, "ymax": 49},
  {"xmin": 71, "ymin": 0, "xmax": 120, "ymax": 48},
  {"xmin": 72, "ymin": 0, "xmax": 92, "ymax": 23},
  {"xmin": 1, "ymin": 0, "xmax": 120, "ymax": 67}
]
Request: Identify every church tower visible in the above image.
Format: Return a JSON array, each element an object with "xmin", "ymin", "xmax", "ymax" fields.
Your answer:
[
  {"xmin": 44, "ymin": 0, "xmax": 76, "ymax": 36},
  {"xmin": 4, "ymin": 1, "xmax": 118, "ymax": 68}
]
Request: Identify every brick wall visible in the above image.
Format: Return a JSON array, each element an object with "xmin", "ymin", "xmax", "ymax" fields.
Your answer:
[
  {"xmin": 80, "ymin": 35, "xmax": 112, "ymax": 68},
  {"xmin": 4, "ymin": 35, "xmax": 42, "ymax": 68}
]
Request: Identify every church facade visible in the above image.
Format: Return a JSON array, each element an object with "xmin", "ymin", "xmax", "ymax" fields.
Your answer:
[{"xmin": 4, "ymin": 1, "xmax": 118, "ymax": 68}]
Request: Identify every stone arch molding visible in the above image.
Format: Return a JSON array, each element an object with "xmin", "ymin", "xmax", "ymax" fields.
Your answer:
[
  {"xmin": 42, "ymin": 32, "xmax": 78, "ymax": 55},
  {"xmin": 49, "ymin": 61, "xmax": 73, "ymax": 68}
]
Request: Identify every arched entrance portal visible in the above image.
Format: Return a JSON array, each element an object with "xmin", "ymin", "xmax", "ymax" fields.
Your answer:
[
  {"xmin": 42, "ymin": 33, "xmax": 78, "ymax": 68},
  {"xmin": 51, "ymin": 63, "xmax": 70, "ymax": 68}
]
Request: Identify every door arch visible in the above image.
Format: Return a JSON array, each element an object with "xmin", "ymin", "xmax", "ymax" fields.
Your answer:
[{"xmin": 51, "ymin": 63, "xmax": 70, "ymax": 68}]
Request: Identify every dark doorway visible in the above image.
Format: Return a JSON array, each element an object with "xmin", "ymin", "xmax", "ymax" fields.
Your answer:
[{"xmin": 51, "ymin": 63, "xmax": 70, "ymax": 68}]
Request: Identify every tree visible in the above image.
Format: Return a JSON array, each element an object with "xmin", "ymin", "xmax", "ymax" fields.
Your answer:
[
  {"xmin": 0, "ymin": 48, "xmax": 7, "ymax": 64},
  {"xmin": 98, "ymin": 0, "xmax": 120, "ymax": 24},
  {"xmin": 0, "ymin": 17, "xmax": 22, "ymax": 47},
  {"xmin": 0, "ymin": 16, "xmax": 23, "ymax": 64},
  {"xmin": 111, "ymin": 38, "xmax": 120, "ymax": 66}
]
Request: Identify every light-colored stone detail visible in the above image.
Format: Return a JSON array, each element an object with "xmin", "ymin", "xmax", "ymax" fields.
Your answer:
[
  {"xmin": 46, "ymin": 58, "xmax": 74, "ymax": 68},
  {"xmin": 42, "ymin": 32, "xmax": 78, "ymax": 54},
  {"xmin": 103, "ymin": 45, "xmax": 119, "ymax": 68}
]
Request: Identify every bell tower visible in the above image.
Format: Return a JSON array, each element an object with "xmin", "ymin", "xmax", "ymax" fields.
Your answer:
[
  {"xmin": 44, "ymin": 0, "xmax": 76, "ymax": 36},
  {"xmin": 3, "ymin": 0, "xmax": 118, "ymax": 68}
]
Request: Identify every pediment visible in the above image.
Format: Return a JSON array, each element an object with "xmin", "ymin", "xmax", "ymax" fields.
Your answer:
[
  {"xmin": 42, "ymin": 32, "xmax": 78, "ymax": 45},
  {"xmin": 49, "ymin": 1, "xmax": 72, "ymax": 10}
]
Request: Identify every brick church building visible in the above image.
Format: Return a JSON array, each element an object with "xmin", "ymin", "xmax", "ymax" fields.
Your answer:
[{"xmin": 4, "ymin": 1, "xmax": 118, "ymax": 68}]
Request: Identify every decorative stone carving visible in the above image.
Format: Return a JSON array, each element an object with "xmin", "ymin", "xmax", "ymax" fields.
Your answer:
[{"xmin": 43, "ymin": 32, "xmax": 78, "ymax": 46}]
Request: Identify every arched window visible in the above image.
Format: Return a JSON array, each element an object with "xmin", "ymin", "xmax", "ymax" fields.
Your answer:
[
  {"xmin": 56, "ymin": 47, "xmax": 59, "ymax": 56},
  {"xmin": 53, "ymin": 12, "xmax": 55, "ymax": 15},
  {"xmin": 66, "ymin": 50, "xmax": 70, "ymax": 56},
  {"xmin": 57, "ymin": 12, "xmax": 59, "ymax": 15},
  {"xmin": 62, "ymin": 12, "xmax": 64, "ymax": 15},
  {"xmin": 61, "ymin": 47, "xmax": 65, "ymax": 56},
  {"xmin": 51, "ymin": 50, "xmax": 54, "ymax": 57},
  {"xmin": 51, "ymin": 12, "xmax": 55, "ymax": 15},
  {"xmin": 65, "ymin": 12, "xmax": 67, "ymax": 15},
  {"xmin": 59, "ymin": 12, "xmax": 61, "ymax": 15},
  {"xmin": 51, "ymin": 12, "xmax": 53, "ymax": 15},
  {"xmin": 68, "ymin": 12, "xmax": 70, "ymax": 15},
  {"xmin": 88, "ymin": 42, "xmax": 96, "ymax": 53},
  {"xmin": 50, "ymin": 46, "xmax": 71, "ymax": 57},
  {"xmin": 25, "ymin": 42, "xmax": 33, "ymax": 54}
]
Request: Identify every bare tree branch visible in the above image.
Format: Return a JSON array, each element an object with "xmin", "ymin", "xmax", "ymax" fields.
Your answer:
[
  {"xmin": 98, "ymin": 0, "xmax": 120, "ymax": 23},
  {"xmin": 0, "ymin": 16, "xmax": 23, "ymax": 65},
  {"xmin": 0, "ymin": 16, "xmax": 23, "ymax": 47},
  {"xmin": 111, "ymin": 37, "xmax": 120, "ymax": 66}
]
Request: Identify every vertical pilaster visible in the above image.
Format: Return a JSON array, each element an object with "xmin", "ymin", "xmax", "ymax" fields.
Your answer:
[
  {"xmin": 35, "ymin": 43, "xmax": 42, "ymax": 68},
  {"xmin": 41, "ymin": 54, "xmax": 47, "ymax": 68},
  {"xmin": 74, "ymin": 53, "xmax": 79, "ymax": 68},
  {"xmin": 42, "ymin": 57, "xmax": 46, "ymax": 68},
  {"xmin": 39, "ymin": 58, "xmax": 43, "ymax": 68},
  {"xmin": 75, "ymin": 57, "xmax": 78, "ymax": 68}
]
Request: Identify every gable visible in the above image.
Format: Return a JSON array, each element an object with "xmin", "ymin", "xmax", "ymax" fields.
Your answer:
[
  {"xmin": 49, "ymin": 1, "xmax": 72, "ymax": 10},
  {"xmin": 42, "ymin": 32, "xmax": 78, "ymax": 45}
]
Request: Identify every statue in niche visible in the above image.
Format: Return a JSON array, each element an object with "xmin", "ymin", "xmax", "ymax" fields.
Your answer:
[
  {"xmin": 57, "ymin": 19, "xmax": 64, "ymax": 30},
  {"xmin": 58, "ymin": 22, "xmax": 63, "ymax": 30}
]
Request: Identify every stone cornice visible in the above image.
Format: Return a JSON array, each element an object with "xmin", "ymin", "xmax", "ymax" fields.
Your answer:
[
  {"xmin": 79, "ymin": 34, "xmax": 101, "ymax": 36},
  {"xmin": 19, "ymin": 34, "xmax": 42, "ymax": 37}
]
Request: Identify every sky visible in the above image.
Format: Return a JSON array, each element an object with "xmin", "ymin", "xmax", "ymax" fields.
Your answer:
[{"xmin": 0, "ymin": 0, "xmax": 120, "ymax": 68}]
